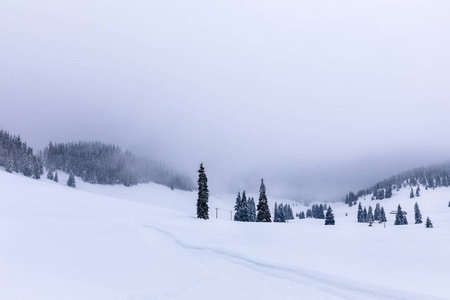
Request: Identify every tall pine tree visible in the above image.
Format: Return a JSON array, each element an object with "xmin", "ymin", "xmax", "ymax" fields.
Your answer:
[
  {"xmin": 196, "ymin": 163, "xmax": 209, "ymax": 219},
  {"xmin": 256, "ymin": 178, "xmax": 271, "ymax": 222},
  {"xmin": 324, "ymin": 206, "xmax": 335, "ymax": 225},
  {"xmin": 414, "ymin": 202, "xmax": 422, "ymax": 224}
]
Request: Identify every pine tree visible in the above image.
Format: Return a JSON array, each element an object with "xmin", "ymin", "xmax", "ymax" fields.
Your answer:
[
  {"xmin": 256, "ymin": 178, "xmax": 271, "ymax": 222},
  {"xmin": 277, "ymin": 203, "xmax": 286, "ymax": 222},
  {"xmin": 425, "ymin": 217, "xmax": 433, "ymax": 228},
  {"xmin": 196, "ymin": 163, "xmax": 209, "ymax": 219},
  {"xmin": 54, "ymin": 171, "xmax": 59, "ymax": 182},
  {"xmin": 394, "ymin": 204, "xmax": 406, "ymax": 225},
  {"xmin": 367, "ymin": 206, "xmax": 374, "ymax": 223},
  {"xmin": 379, "ymin": 206, "xmax": 387, "ymax": 223},
  {"xmin": 241, "ymin": 190, "xmax": 249, "ymax": 222},
  {"xmin": 374, "ymin": 203, "xmax": 381, "ymax": 221},
  {"xmin": 410, "ymin": 187, "xmax": 415, "ymax": 198},
  {"xmin": 385, "ymin": 186, "xmax": 392, "ymax": 198},
  {"xmin": 324, "ymin": 206, "xmax": 335, "ymax": 225},
  {"xmin": 414, "ymin": 202, "xmax": 422, "ymax": 224},
  {"xmin": 363, "ymin": 207, "xmax": 368, "ymax": 223},
  {"xmin": 306, "ymin": 209, "xmax": 312, "ymax": 218},
  {"xmin": 415, "ymin": 186, "xmax": 420, "ymax": 197},
  {"xmin": 248, "ymin": 197, "xmax": 256, "ymax": 222},
  {"xmin": 67, "ymin": 171, "xmax": 76, "ymax": 188},
  {"xmin": 47, "ymin": 170, "xmax": 54, "ymax": 180},
  {"xmin": 273, "ymin": 202, "xmax": 279, "ymax": 222},
  {"xmin": 234, "ymin": 192, "xmax": 242, "ymax": 221},
  {"xmin": 357, "ymin": 202, "xmax": 364, "ymax": 223}
]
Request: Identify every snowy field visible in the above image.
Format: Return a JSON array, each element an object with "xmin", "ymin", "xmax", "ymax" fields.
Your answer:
[{"xmin": 1, "ymin": 170, "xmax": 449, "ymax": 300}]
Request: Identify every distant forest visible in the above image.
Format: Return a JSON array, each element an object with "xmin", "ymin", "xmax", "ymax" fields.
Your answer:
[
  {"xmin": 0, "ymin": 129, "xmax": 193, "ymax": 191},
  {"xmin": 345, "ymin": 163, "xmax": 450, "ymax": 206}
]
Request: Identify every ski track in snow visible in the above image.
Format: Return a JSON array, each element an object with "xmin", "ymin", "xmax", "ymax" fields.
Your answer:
[{"xmin": 138, "ymin": 224, "xmax": 443, "ymax": 300}]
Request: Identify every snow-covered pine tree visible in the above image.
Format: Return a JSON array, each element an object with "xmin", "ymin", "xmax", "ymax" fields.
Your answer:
[
  {"xmin": 273, "ymin": 202, "xmax": 279, "ymax": 222},
  {"xmin": 410, "ymin": 188, "xmax": 415, "ymax": 199},
  {"xmin": 54, "ymin": 171, "xmax": 59, "ymax": 182},
  {"xmin": 379, "ymin": 206, "xmax": 387, "ymax": 223},
  {"xmin": 425, "ymin": 217, "xmax": 433, "ymax": 228},
  {"xmin": 306, "ymin": 209, "xmax": 312, "ymax": 218},
  {"xmin": 324, "ymin": 206, "xmax": 335, "ymax": 225},
  {"xmin": 241, "ymin": 191, "xmax": 249, "ymax": 222},
  {"xmin": 414, "ymin": 202, "xmax": 423, "ymax": 224},
  {"xmin": 47, "ymin": 170, "xmax": 54, "ymax": 180},
  {"xmin": 363, "ymin": 207, "xmax": 368, "ymax": 223},
  {"xmin": 415, "ymin": 186, "xmax": 420, "ymax": 197},
  {"xmin": 256, "ymin": 178, "xmax": 271, "ymax": 222},
  {"xmin": 196, "ymin": 163, "xmax": 209, "ymax": 220},
  {"xmin": 357, "ymin": 202, "xmax": 364, "ymax": 223},
  {"xmin": 367, "ymin": 206, "xmax": 374, "ymax": 223},
  {"xmin": 248, "ymin": 197, "xmax": 256, "ymax": 222},
  {"xmin": 277, "ymin": 203, "xmax": 286, "ymax": 223},
  {"xmin": 67, "ymin": 171, "xmax": 76, "ymax": 188},
  {"xmin": 319, "ymin": 204, "xmax": 325, "ymax": 219},
  {"xmin": 394, "ymin": 204, "xmax": 406, "ymax": 225},
  {"xmin": 234, "ymin": 192, "xmax": 242, "ymax": 221},
  {"xmin": 385, "ymin": 186, "xmax": 392, "ymax": 198},
  {"xmin": 374, "ymin": 203, "xmax": 381, "ymax": 221}
]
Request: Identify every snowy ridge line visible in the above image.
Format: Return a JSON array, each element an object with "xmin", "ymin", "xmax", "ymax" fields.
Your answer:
[{"xmin": 141, "ymin": 224, "xmax": 441, "ymax": 300}]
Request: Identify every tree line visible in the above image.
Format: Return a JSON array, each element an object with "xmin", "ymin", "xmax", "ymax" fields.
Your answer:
[{"xmin": 345, "ymin": 162, "xmax": 450, "ymax": 206}]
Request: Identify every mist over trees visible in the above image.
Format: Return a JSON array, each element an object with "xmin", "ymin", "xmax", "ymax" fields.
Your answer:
[
  {"xmin": 42, "ymin": 141, "xmax": 193, "ymax": 190},
  {"xmin": 0, "ymin": 130, "xmax": 43, "ymax": 179},
  {"xmin": 344, "ymin": 163, "xmax": 450, "ymax": 205}
]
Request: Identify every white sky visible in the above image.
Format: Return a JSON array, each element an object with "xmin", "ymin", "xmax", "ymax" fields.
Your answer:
[{"xmin": 1, "ymin": 1, "xmax": 450, "ymax": 201}]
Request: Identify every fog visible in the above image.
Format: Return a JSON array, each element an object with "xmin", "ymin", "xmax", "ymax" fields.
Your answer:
[{"xmin": 1, "ymin": 1, "xmax": 450, "ymax": 201}]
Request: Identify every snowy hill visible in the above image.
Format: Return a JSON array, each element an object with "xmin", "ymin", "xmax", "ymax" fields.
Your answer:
[{"xmin": 1, "ymin": 170, "xmax": 449, "ymax": 300}]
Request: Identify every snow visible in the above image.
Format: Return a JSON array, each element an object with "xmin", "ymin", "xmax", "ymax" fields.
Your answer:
[{"xmin": 1, "ymin": 170, "xmax": 449, "ymax": 299}]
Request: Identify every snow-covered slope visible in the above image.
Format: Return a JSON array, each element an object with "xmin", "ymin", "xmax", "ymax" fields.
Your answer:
[{"xmin": 1, "ymin": 170, "xmax": 449, "ymax": 299}]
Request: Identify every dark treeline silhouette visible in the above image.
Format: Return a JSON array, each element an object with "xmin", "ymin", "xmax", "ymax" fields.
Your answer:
[
  {"xmin": 0, "ymin": 130, "xmax": 43, "ymax": 179},
  {"xmin": 345, "ymin": 163, "xmax": 450, "ymax": 206},
  {"xmin": 42, "ymin": 141, "xmax": 194, "ymax": 190}
]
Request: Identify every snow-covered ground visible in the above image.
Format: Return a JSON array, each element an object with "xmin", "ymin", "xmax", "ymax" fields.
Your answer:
[{"xmin": 1, "ymin": 170, "xmax": 449, "ymax": 300}]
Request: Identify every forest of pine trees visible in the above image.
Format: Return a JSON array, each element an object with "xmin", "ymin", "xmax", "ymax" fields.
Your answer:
[
  {"xmin": 0, "ymin": 130, "xmax": 43, "ymax": 179},
  {"xmin": 344, "ymin": 163, "xmax": 450, "ymax": 206},
  {"xmin": 357, "ymin": 202, "xmax": 386, "ymax": 224},
  {"xmin": 43, "ymin": 141, "xmax": 193, "ymax": 190}
]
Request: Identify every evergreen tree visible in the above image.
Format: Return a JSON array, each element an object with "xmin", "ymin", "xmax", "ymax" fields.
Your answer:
[
  {"xmin": 47, "ymin": 170, "xmax": 54, "ymax": 180},
  {"xmin": 306, "ymin": 209, "xmax": 312, "ymax": 218},
  {"xmin": 54, "ymin": 171, "xmax": 59, "ymax": 182},
  {"xmin": 67, "ymin": 171, "xmax": 76, "ymax": 188},
  {"xmin": 363, "ymin": 207, "xmax": 368, "ymax": 223},
  {"xmin": 5, "ymin": 159, "xmax": 13, "ymax": 173},
  {"xmin": 425, "ymin": 217, "xmax": 433, "ymax": 228},
  {"xmin": 196, "ymin": 163, "xmax": 209, "ymax": 219},
  {"xmin": 415, "ymin": 186, "xmax": 420, "ymax": 197},
  {"xmin": 234, "ymin": 192, "xmax": 242, "ymax": 221},
  {"xmin": 256, "ymin": 178, "xmax": 271, "ymax": 222},
  {"xmin": 241, "ymin": 190, "xmax": 249, "ymax": 222},
  {"xmin": 273, "ymin": 202, "xmax": 279, "ymax": 222},
  {"xmin": 410, "ymin": 188, "xmax": 415, "ymax": 198},
  {"xmin": 357, "ymin": 202, "xmax": 364, "ymax": 223},
  {"xmin": 379, "ymin": 206, "xmax": 387, "ymax": 223},
  {"xmin": 394, "ymin": 204, "xmax": 406, "ymax": 225},
  {"xmin": 414, "ymin": 202, "xmax": 423, "ymax": 224},
  {"xmin": 374, "ymin": 203, "xmax": 381, "ymax": 221},
  {"xmin": 367, "ymin": 206, "xmax": 374, "ymax": 223},
  {"xmin": 324, "ymin": 206, "xmax": 335, "ymax": 225},
  {"xmin": 277, "ymin": 203, "xmax": 286, "ymax": 222},
  {"xmin": 248, "ymin": 197, "xmax": 256, "ymax": 222},
  {"xmin": 385, "ymin": 186, "xmax": 392, "ymax": 198}
]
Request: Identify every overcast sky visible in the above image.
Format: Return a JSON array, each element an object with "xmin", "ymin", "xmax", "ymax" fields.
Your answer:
[{"xmin": 1, "ymin": 1, "xmax": 450, "ymax": 201}]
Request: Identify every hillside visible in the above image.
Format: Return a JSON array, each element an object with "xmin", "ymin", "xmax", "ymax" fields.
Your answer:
[{"xmin": 0, "ymin": 170, "xmax": 449, "ymax": 299}]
